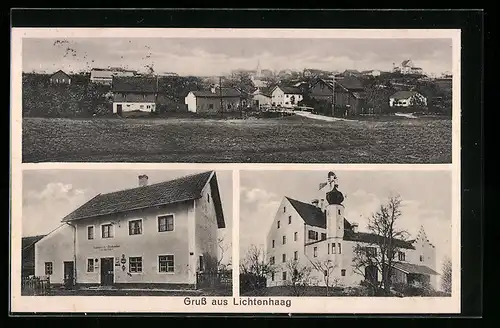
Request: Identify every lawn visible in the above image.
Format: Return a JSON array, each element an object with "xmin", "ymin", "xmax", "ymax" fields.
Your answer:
[{"xmin": 22, "ymin": 115, "xmax": 452, "ymax": 163}]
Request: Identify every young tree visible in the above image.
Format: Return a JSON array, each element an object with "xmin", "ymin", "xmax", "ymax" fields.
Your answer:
[
  {"xmin": 239, "ymin": 245, "xmax": 275, "ymax": 293},
  {"xmin": 283, "ymin": 260, "xmax": 312, "ymax": 296},
  {"xmin": 352, "ymin": 195, "xmax": 409, "ymax": 295},
  {"xmin": 217, "ymin": 235, "xmax": 232, "ymax": 271},
  {"xmin": 310, "ymin": 259, "xmax": 339, "ymax": 296},
  {"xmin": 440, "ymin": 256, "xmax": 452, "ymax": 294}
]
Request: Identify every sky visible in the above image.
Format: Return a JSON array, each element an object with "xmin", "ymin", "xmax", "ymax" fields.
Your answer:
[
  {"xmin": 22, "ymin": 38, "xmax": 452, "ymax": 76},
  {"xmin": 239, "ymin": 169, "xmax": 453, "ymax": 274},
  {"xmin": 22, "ymin": 169, "xmax": 233, "ymax": 259}
]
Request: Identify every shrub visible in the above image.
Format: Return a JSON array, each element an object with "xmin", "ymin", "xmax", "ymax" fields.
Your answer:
[{"xmin": 239, "ymin": 273, "xmax": 266, "ymax": 294}]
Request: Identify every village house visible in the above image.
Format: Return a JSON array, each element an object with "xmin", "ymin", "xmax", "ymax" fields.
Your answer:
[
  {"xmin": 34, "ymin": 171, "xmax": 226, "ymax": 290},
  {"xmin": 361, "ymin": 69, "xmax": 382, "ymax": 77},
  {"xmin": 112, "ymin": 76, "xmax": 158, "ymax": 115},
  {"xmin": 22, "ymin": 235, "xmax": 46, "ymax": 277},
  {"xmin": 265, "ymin": 178, "xmax": 439, "ymax": 290},
  {"xmin": 389, "ymin": 91, "xmax": 428, "ymax": 108},
  {"xmin": 270, "ymin": 86, "xmax": 303, "ymax": 108},
  {"xmin": 252, "ymin": 87, "xmax": 272, "ymax": 108},
  {"xmin": 393, "ymin": 60, "xmax": 424, "ymax": 76},
  {"xmin": 342, "ymin": 69, "xmax": 362, "ymax": 77},
  {"xmin": 309, "ymin": 77, "xmax": 366, "ymax": 115},
  {"xmin": 90, "ymin": 68, "xmax": 137, "ymax": 85},
  {"xmin": 184, "ymin": 86, "xmax": 241, "ymax": 114},
  {"xmin": 49, "ymin": 70, "xmax": 72, "ymax": 85}
]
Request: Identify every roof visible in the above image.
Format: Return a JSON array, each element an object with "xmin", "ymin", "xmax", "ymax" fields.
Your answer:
[
  {"xmin": 274, "ymin": 86, "xmax": 303, "ymax": 94},
  {"xmin": 190, "ymin": 88, "xmax": 241, "ymax": 98},
  {"xmin": 285, "ymin": 197, "xmax": 414, "ymax": 249},
  {"xmin": 392, "ymin": 262, "xmax": 439, "ymax": 275},
  {"xmin": 401, "ymin": 60, "xmax": 412, "ymax": 66},
  {"xmin": 112, "ymin": 76, "xmax": 157, "ymax": 93},
  {"xmin": 315, "ymin": 77, "xmax": 364, "ymax": 92},
  {"xmin": 344, "ymin": 69, "xmax": 361, "ymax": 74},
  {"xmin": 50, "ymin": 70, "xmax": 70, "ymax": 78},
  {"xmin": 61, "ymin": 171, "xmax": 225, "ymax": 229},
  {"xmin": 22, "ymin": 235, "xmax": 46, "ymax": 250},
  {"xmin": 390, "ymin": 90, "xmax": 422, "ymax": 99}
]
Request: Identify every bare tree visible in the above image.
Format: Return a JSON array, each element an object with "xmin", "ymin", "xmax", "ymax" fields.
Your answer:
[
  {"xmin": 352, "ymin": 195, "xmax": 409, "ymax": 295},
  {"xmin": 240, "ymin": 245, "xmax": 275, "ymax": 292},
  {"xmin": 440, "ymin": 256, "xmax": 452, "ymax": 294},
  {"xmin": 283, "ymin": 260, "xmax": 312, "ymax": 296},
  {"xmin": 310, "ymin": 259, "xmax": 339, "ymax": 296},
  {"xmin": 217, "ymin": 235, "xmax": 232, "ymax": 271}
]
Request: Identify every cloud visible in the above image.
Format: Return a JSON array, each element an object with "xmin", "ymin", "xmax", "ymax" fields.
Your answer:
[{"xmin": 242, "ymin": 187, "xmax": 279, "ymax": 205}]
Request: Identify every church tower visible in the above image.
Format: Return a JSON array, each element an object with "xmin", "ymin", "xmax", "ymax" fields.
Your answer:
[
  {"xmin": 256, "ymin": 60, "xmax": 262, "ymax": 78},
  {"xmin": 322, "ymin": 172, "xmax": 345, "ymax": 239}
]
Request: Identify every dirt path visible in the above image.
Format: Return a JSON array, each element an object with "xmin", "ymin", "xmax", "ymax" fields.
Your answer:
[{"xmin": 294, "ymin": 111, "xmax": 358, "ymax": 122}]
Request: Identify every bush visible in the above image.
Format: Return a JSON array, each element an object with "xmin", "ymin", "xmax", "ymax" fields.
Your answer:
[
  {"xmin": 392, "ymin": 282, "xmax": 435, "ymax": 297},
  {"xmin": 239, "ymin": 273, "xmax": 267, "ymax": 294}
]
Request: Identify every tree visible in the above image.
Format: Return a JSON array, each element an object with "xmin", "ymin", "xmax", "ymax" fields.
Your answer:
[
  {"xmin": 217, "ymin": 235, "xmax": 232, "ymax": 271},
  {"xmin": 352, "ymin": 195, "xmax": 409, "ymax": 296},
  {"xmin": 283, "ymin": 260, "xmax": 312, "ymax": 296},
  {"xmin": 239, "ymin": 245, "xmax": 275, "ymax": 293},
  {"xmin": 440, "ymin": 256, "xmax": 452, "ymax": 294},
  {"xmin": 310, "ymin": 259, "xmax": 339, "ymax": 296}
]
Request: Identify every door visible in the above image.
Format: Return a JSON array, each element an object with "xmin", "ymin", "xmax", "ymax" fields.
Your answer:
[
  {"xmin": 100, "ymin": 258, "xmax": 114, "ymax": 286},
  {"xmin": 63, "ymin": 261, "xmax": 75, "ymax": 288},
  {"xmin": 116, "ymin": 104, "xmax": 123, "ymax": 115}
]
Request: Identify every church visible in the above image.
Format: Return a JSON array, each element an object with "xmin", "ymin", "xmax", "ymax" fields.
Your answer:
[{"xmin": 265, "ymin": 172, "xmax": 439, "ymax": 290}]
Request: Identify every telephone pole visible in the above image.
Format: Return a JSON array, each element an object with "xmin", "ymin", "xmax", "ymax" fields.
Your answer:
[
  {"xmin": 331, "ymin": 74, "xmax": 336, "ymax": 117},
  {"xmin": 219, "ymin": 76, "xmax": 223, "ymax": 117}
]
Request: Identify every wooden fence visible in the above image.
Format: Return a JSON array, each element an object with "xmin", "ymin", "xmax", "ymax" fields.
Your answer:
[{"xmin": 21, "ymin": 276, "xmax": 51, "ymax": 296}]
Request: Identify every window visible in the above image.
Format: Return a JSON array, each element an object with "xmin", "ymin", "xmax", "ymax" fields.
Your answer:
[
  {"xmin": 338, "ymin": 209, "xmax": 341, "ymax": 215},
  {"xmin": 87, "ymin": 259, "xmax": 94, "ymax": 272},
  {"xmin": 199, "ymin": 256, "xmax": 204, "ymax": 272},
  {"xmin": 366, "ymin": 247, "xmax": 377, "ymax": 257},
  {"xmin": 398, "ymin": 251, "xmax": 406, "ymax": 261},
  {"xmin": 282, "ymin": 271, "xmax": 287, "ymax": 280},
  {"xmin": 208, "ymin": 104, "xmax": 214, "ymax": 109},
  {"xmin": 159, "ymin": 255, "xmax": 175, "ymax": 273},
  {"xmin": 321, "ymin": 233, "xmax": 327, "ymax": 240},
  {"xmin": 207, "ymin": 193, "xmax": 210, "ymax": 203},
  {"xmin": 420, "ymin": 255, "xmax": 424, "ymax": 262},
  {"xmin": 332, "ymin": 243, "xmax": 337, "ymax": 254},
  {"xmin": 271, "ymin": 272, "xmax": 275, "ymax": 281},
  {"xmin": 282, "ymin": 236, "xmax": 286, "ymax": 245},
  {"xmin": 338, "ymin": 243, "xmax": 342, "ymax": 254},
  {"xmin": 272, "ymin": 240, "xmax": 275, "ymax": 248},
  {"xmin": 341, "ymin": 269, "xmax": 346, "ymax": 276},
  {"xmin": 87, "ymin": 226, "xmax": 94, "ymax": 240},
  {"xmin": 313, "ymin": 247, "xmax": 318, "ymax": 257},
  {"xmin": 294, "ymin": 232, "xmax": 298, "ymax": 241},
  {"xmin": 140, "ymin": 105, "xmax": 144, "ymax": 109},
  {"xmin": 294, "ymin": 251, "xmax": 298, "ymax": 260},
  {"xmin": 288, "ymin": 215, "xmax": 292, "ymax": 224},
  {"xmin": 147, "ymin": 105, "xmax": 150, "ymax": 109},
  {"xmin": 277, "ymin": 221, "xmax": 280, "ymax": 229},
  {"xmin": 101, "ymin": 224, "xmax": 113, "ymax": 238},
  {"xmin": 129, "ymin": 257, "xmax": 143, "ymax": 273},
  {"xmin": 270, "ymin": 256, "xmax": 275, "ymax": 265},
  {"xmin": 44, "ymin": 262, "xmax": 53, "ymax": 275},
  {"xmin": 129, "ymin": 219, "xmax": 143, "ymax": 235},
  {"xmin": 158, "ymin": 215, "xmax": 174, "ymax": 232},
  {"xmin": 308, "ymin": 230, "xmax": 319, "ymax": 240},
  {"xmin": 283, "ymin": 206, "xmax": 286, "ymax": 213},
  {"xmin": 227, "ymin": 104, "xmax": 232, "ymax": 109},
  {"xmin": 282, "ymin": 254, "xmax": 286, "ymax": 263}
]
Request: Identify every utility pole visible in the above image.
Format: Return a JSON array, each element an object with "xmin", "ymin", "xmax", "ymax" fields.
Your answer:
[
  {"xmin": 331, "ymin": 74, "xmax": 336, "ymax": 117},
  {"xmin": 219, "ymin": 76, "xmax": 223, "ymax": 117}
]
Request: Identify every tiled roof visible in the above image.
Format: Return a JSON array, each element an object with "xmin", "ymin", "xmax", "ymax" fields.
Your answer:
[
  {"xmin": 286, "ymin": 197, "xmax": 414, "ymax": 249},
  {"xmin": 50, "ymin": 70, "xmax": 70, "ymax": 79},
  {"xmin": 62, "ymin": 171, "xmax": 225, "ymax": 228},
  {"xmin": 191, "ymin": 88, "xmax": 241, "ymax": 98},
  {"xmin": 390, "ymin": 91, "xmax": 421, "ymax": 99},
  {"xmin": 392, "ymin": 262, "xmax": 439, "ymax": 275},
  {"xmin": 22, "ymin": 235, "xmax": 46, "ymax": 250},
  {"xmin": 317, "ymin": 77, "xmax": 364, "ymax": 91},
  {"xmin": 112, "ymin": 76, "xmax": 157, "ymax": 93},
  {"xmin": 276, "ymin": 86, "xmax": 303, "ymax": 94}
]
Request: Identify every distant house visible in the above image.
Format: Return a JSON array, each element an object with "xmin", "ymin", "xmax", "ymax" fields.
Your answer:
[
  {"xmin": 252, "ymin": 87, "xmax": 272, "ymax": 108},
  {"xmin": 91, "ymin": 68, "xmax": 137, "ymax": 85},
  {"xmin": 343, "ymin": 69, "xmax": 362, "ymax": 77},
  {"xmin": 111, "ymin": 76, "xmax": 158, "ymax": 114},
  {"xmin": 270, "ymin": 86, "xmax": 304, "ymax": 108},
  {"xmin": 49, "ymin": 70, "xmax": 71, "ymax": 85},
  {"xmin": 309, "ymin": 77, "xmax": 367, "ymax": 115},
  {"xmin": 185, "ymin": 86, "xmax": 241, "ymax": 114},
  {"xmin": 22, "ymin": 234, "xmax": 46, "ymax": 277},
  {"xmin": 389, "ymin": 91, "xmax": 427, "ymax": 108},
  {"xmin": 361, "ymin": 69, "xmax": 381, "ymax": 77},
  {"xmin": 394, "ymin": 60, "xmax": 424, "ymax": 76}
]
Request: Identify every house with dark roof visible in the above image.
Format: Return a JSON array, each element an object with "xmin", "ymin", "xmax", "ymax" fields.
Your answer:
[
  {"xmin": 185, "ymin": 86, "xmax": 241, "ymax": 114},
  {"xmin": 266, "ymin": 179, "xmax": 438, "ymax": 290},
  {"xmin": 49, "ymin": 70, "xmax": 72, "ymax": 85},
  {"xmin": 270, "ymin": 85, "xmax": 304, "ymax": 108},
  {"xmin": 90, "ymin": 68, "xmax": 137, "ymax": 85},
  {"xmin": 252, "ymin": 86, "xmax": 273, "ymax": 108},
  {"xmin": 34, "ymin": 171, "xmax": 226, "ymax": 289},
  {"xmin": 111, "ymin": 76, "xmax": 159, "ymax": 115},
  {"xmin": 22, "ymin": 235, "xmax": 46, "ymax": 277},
  {"xmin": 389, "ymin": 90, "xmax": 427, "ymax": 108},
  {"xmin": 309, "ymin": 77, "xmax": 367, "ymax": 115}
]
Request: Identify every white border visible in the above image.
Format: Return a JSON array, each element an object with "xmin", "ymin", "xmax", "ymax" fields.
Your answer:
[{"xmin": 10, "ymin": 28, "xmax": 461, "ymax": 314}]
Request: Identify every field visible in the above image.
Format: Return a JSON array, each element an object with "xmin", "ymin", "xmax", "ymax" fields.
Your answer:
[{"xmin": 22, "ymin": 115, "xmax": 452, "ymax": 163}]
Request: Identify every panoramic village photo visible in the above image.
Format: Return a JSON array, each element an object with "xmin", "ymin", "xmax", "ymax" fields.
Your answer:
[
  {"xmin": 21, "ymin": 169, "xmax": 233, "ymax": 296},
  {"xmin": 239, "ymin": 170, "xmax": 453, "ymax": 297},
  {"xmin": 21, "ymin": 35, "xmax": 453, "ymax": 164}
]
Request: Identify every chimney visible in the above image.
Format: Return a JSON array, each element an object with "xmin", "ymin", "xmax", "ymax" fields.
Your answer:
[
  {"xmin": 138, "ymin": 174, "xmax": 149, "ymax": 187},
  {"xmin": 351, "ymin": 222, "xmax": 359, "ymax": 233},
  {"xmin": 311, "ymin": 199, "xmax": 319, "ymax": 207}
]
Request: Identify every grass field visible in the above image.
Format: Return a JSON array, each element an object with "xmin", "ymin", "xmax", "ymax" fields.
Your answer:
[{"xmin": 22, "ymin": 115, "xmax": 452, "ymax": 163}]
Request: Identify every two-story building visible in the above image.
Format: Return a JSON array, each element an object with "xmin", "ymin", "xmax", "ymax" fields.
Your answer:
[
  {"xmin": 265, "ymin": 174, "xmax": 439, "ymax": 290},
  {"xmin": 112, "ymin": 76, "xmax": 158, "ymax": 114},
  {"xmin": 34, "ymin": 171, "xmax": 226, "ymax": 290},
  {"xmin": 270, "ymin": 86, "xmax": 303, "ymax": 108},
  {"xmin": 309, "ymin": 77, "xmax": 366, "ymax": 115},
  {"xmin": 184, "ymin": 86, "xmax": 241, "ymax": 114}
]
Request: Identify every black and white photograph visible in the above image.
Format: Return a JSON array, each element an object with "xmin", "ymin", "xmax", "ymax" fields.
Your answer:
[
  {"xmin": 20, "ymin": 30, "xmax": 454, "ymax": 164},
  {"xmin": 239, "ymin": 169, "xmax": 455, "ymax": 298},
  {"xmin": 21, "ymin": 169, "xmax": 233, "ymax": 296}
]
